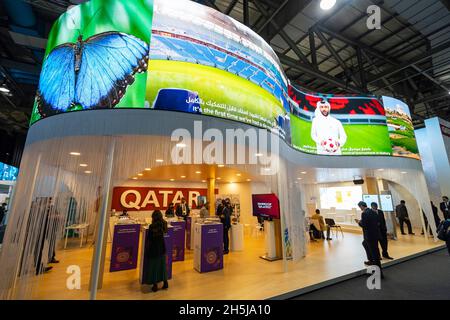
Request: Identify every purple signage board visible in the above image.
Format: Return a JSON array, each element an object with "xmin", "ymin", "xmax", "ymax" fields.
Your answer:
[
  {"xmin": 164, "ymin": 227, "xmax": 174, "ymax": 279},
  {"xmin": 186, "ymin": 217, "xmax": 192, "ymax": 250},
  {"xmin": 200, "ymin": 223, "xmax": 223, "ymax": 273},
  {"xmin": 170, "ymin": 221, "xmax": 186, "ymax": 261},
  {"xmin": 110, "ymin": 224, "xmax": 140, "ymax": 272}
]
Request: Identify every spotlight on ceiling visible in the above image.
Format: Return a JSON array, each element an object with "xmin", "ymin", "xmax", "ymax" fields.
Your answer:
[{"xmin": 320, "ymin": 0, "xmax": 336, "ymax": 10}]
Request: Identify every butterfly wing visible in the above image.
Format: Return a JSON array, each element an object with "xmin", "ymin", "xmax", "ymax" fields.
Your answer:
[
  {"xmin": 37, "ymin": 44, "xmax": 76, "ymax": 117},
  {"xmin": 75, "ymin": 32, "xmax": 149, "ymax": 109}
]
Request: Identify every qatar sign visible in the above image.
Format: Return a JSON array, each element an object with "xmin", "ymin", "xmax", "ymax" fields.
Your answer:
[{"xmin": 111, "ymin": 187, "xmax": 218, "ymax": 211}]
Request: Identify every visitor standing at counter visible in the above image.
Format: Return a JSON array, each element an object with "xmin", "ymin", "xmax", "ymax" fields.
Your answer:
[
  {"xmin": 176, "ymin": 198, "xmax": 190, "ymax": 221},
  {"xmin": 165, "ymin": 203, "xmax": 175, "ymax": 218},
  {"xmin": 220, "ymin": 200, "xmax": 231, "ymax": 254},
  {"xmin": 199, "ymin": 202, "xmax": 209, "ymax": 219},
  {"xmin": 143, "ymin": 210, "xmax": 169, "ymax": 292},
  {"xmin": 371, "ymin": 202, "xmax": 393, "ymax": 260},
  {"xmin": 357, "ymin": 201, "xmax": 383, "ymax": 277},
  {"xmin": 395, "ymin": 200, "xmax": 414, "ymax": 235}
]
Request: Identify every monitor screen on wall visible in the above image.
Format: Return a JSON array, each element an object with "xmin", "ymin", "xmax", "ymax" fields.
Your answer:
[
  {"xmin": 379, "ymin": 194, "xmax": 394, "ymax": 211},
  {"xmin": 319, "ymin": 186, "xmax": 363, "ymax": 210},
  {"xmin": 362, "ymin": 194, "xmax": 379, "ymax": 207}
]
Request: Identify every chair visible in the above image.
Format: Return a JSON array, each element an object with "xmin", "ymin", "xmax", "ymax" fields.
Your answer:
[{"xmin": 325, "ymin": 218, "xmax": 344, "ymax": 238}]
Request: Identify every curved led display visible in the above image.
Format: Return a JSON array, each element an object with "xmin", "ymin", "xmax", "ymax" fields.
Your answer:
[{"xmin": 30, "ymin": 0, "xmax": 419, "ymax": 160}]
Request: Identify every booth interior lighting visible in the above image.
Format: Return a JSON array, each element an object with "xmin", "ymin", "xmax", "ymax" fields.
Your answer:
[
  {"xmin": 85, "ymin": 171, "xmax": 92, "ymax": 174},
  {"xmin": 145, "ymin": 168, "xmax": 151, "ymax": 171},
  {"xmin": 138, "ymin": 173, "xmax": 143, "ymax": 176},
  {"xmin": 156, "ymin": 159, "xmax": 164, "ymax": 163},
  {"xmin": 70, "ymin": 152, "xmax": 81, "ymax": 156},
  {"xmin": 79, "ymin": 164, "xmax": 87, "ymax": 167}
]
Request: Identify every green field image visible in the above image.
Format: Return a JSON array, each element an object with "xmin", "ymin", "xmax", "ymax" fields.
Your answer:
[
  {"xmin": 146, "ymin": 60, "xmax": 285, "ymax": 130},
  {"xmin": 387, "ymin": 117, "xmax": 419, "ymax": 156},
  {"xmin": 291, "ymin": 115, "xmax": 393, "ymax": 156}
]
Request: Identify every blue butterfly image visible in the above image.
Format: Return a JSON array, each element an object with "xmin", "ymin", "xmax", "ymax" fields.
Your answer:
[{"xmin": 37, "ymin": 32, "xmax": 149, "ymax": 117}]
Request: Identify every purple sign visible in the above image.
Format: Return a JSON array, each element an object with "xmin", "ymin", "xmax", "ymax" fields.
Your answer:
[
  {"xmin": 110, "ymin": 224, "xmax": 140, "ymax": 272},
  {"xmin": 186, "ymin": 217, "xmax": 192, "ymax": 250},
  {"xmin": 164, "ymin": 227, "xmax": 174, "ymax": 279},
  {"xmin": 170, "ymin": 221, "xmax": 186, "ymax": 261},
  {"xmin": 200, "ymin": 223, "xmax": 223, "ymax": 273}
]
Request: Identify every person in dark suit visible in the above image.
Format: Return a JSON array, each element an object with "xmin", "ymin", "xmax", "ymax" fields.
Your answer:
[
  {"xmin": 440, "ymin": 196, "xmax": 450, "ymax": 220},
  {"xmin": 357, "ymin": 201, "xmax": 382, "ymax": 276},
  {"xmin": 395, "ymin": 200, "xmax": 414, "ymax": 235},
  {"xmin": 431, "ymin": 201, "xmax": 441, "ymax": 228},
  {"xmin": 220, "ymin": 200, "xmax": 231, "ymax": 254},
  {"xmin": 371, "ymin": 202, "xmax": 393, "ymax": 260},
  {"xmin": 175, "ymin": 197, "xmax": 190, "ymax": 220},
  {"xmin": 165, "ymin": 203, "xmax": 175, "ymax": 218}
]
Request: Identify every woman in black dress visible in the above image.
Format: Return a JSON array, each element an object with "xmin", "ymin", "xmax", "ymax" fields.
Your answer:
[{"xmin": 144, "ymin": 210, "xmax": 168, "ymax": 292}]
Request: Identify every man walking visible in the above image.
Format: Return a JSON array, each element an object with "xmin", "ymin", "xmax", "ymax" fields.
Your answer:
[
  {"xmin": 371, "ymin": 202, "xmax": 393, "ymax": 260},
  {"xmin": 357, "ymin": 201, "xmax": 382, "ymax": 277},
  {"xmin": 395, "ymin": 200, "xmax": 414, "ymax": 235}
]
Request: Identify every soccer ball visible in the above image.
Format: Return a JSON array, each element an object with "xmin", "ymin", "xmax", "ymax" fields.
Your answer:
[{"xmin": 322, "ymin": 138, "xmax": 339, "ymax": 153}]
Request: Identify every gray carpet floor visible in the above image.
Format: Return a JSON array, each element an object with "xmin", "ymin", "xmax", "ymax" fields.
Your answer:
[{"xmin": 292, "ymin": 248, "xmax": 450, "ymax": 300}]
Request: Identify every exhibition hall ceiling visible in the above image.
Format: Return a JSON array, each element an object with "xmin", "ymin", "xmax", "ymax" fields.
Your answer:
[{"xmin": 0, "ymin": 0, "xmax": 449, "ymax": 137}]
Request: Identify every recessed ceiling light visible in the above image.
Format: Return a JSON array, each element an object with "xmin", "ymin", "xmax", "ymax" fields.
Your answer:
[
  {"xmin": 79, "ymin": 164, "xmax": 88, "ymax": 167},
  {"xmin": 217, "ymin": 177, "xmax": 221, "ymax": 180},
  {"xmin": 145, "ymin": 168, "xmax": 152, "ymax": 171},
  {"xmin": 246, "ymin": 179, "xmax": 251, "ymax": 182},
  {"xmin": 218, "ymin": 164, "xmax": 225, "ymax": 167},
  {"xmin": 264, "ymin": 168, "xmax": 271, "ymax": 171},
  {"xmin": 0, "ymin": 87, "xmax": 10, "ymax": 93},
  {"xmin": 401, "ymin": 171, "xmax": 407, "ymax": 174},
  {"xmin": 156, "ymin": 159, "xmax": 164, "ymax": 163},
  {"xmin": 195, "ymin": 171, "xmax": 201, "ymax": 174},
  {"xmin": 70, "ymin": 152, "xmax": 81, "ymax": 156},
  {"xmin": 132, "ymin": 177, "xmax": 138, "ymax": 180},
  {"xmin": 138, "ymin": 173, "xmax": 143, "ymax": 176},
  {"xmin": 202, "ymin": 180, "xmax": 206, "ymax": 182},
  {"xmin": 301, "ymin": 171, "xmax": 307, "ymax": 174},
  {"xmin": 176, "ymin": 143, "xmax": 186, "ymax": 148},
  {"xmin": 181, "ymin": 175, "xmax": 186, "ymax": 178},
  {"xmin": 170, "ymin": 178, "xmax": 175, "ymax": 181},
  {"xmin": 320, "ymin": 0, "xmax": 336, "ymax": 10},
  {"xmin": 84, "ymin": 171, "xmax": 92, "ymax": 174},
  {"xmin": 297, "ymin": 178, "xmax": 302, "ymax": 180},
  {"xmin": 236, "ymin": 173, "xmax": 241, "ymax": 176},
  {"xmin": 255, "ymin": 153, "xmax": 263, "ymax": 157}
]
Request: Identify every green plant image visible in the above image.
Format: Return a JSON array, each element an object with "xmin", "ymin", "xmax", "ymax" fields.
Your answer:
[
  {"xmin": 291, "ymin": 115, "xmax": 393, "ymax": 156},
  {"xmin": 30, "ymin": 0, "xmax": 154, "ymax": 124}
]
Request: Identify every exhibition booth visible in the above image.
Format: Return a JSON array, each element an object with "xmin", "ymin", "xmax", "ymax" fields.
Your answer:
[{"xmin": 0, "ymin": 0, "xmax": 440, "ymax": 300}]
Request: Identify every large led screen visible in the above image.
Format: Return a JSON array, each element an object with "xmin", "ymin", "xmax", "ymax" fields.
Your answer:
[
  {"xmin": 289, "ymin": 86, "xmax": 392, "ymax": 156},
  {"xmin": 382, "ymin": 96, "xmax": 420, "ymax": 159},
  {"xmin": 31, "ymin": 0, "xmax": 419, "ymax": 160}
]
